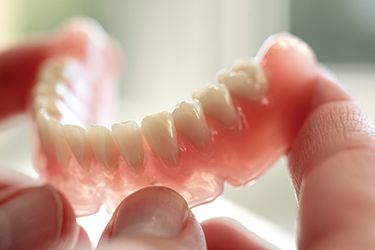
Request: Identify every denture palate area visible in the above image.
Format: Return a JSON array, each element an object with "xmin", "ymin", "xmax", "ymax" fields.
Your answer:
[{"xmin": 31, "ymin": 20, "xmax": 317, "ymax": 216}]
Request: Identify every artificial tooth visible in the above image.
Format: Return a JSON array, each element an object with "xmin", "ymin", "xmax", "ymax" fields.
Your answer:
[
  {"xmin": 216, "ymin": 67, "xmax": 231, "ymax": 84},
  {"xmin": 193, "ymin": 84, "xmax": 237, "ymax": 126},
  {"xmin": 224, "ymin": 58, "xmax": 267, "ymax": 100},
  {"xmin": 36, "ymin": 110, "xmax": 51, "ymax": 157},
  {"xmin": 141, "ymin": 111, "xmax": 179, "ymax": 166},
  {"xmin": 48, "ymin": 118, "xmax": 70, "ymax": 168},
  {"xmin": 33, "ymin": 81, "xmax": 69, "ymax": 98},
  {"xmin": 38, "ymin": 56, "xmax": 81, "ymax": 83},
  {"xmin": 112, "ymin": 121, "xmax": 144, "ymax": 169},
  {"xmin": 63, "ymin": 125, "xmax": 91, "ymax": 170},
  {"xmin": 87, "ymin": 125, "xmax": 118, "ymax": 172},
  {"xmin": 33, "ymin": 96, "xmax": 61, "ymax": 118},
  {"xmin": 172, "ymin": 100, "xmax": 210, "ymax": 150}
]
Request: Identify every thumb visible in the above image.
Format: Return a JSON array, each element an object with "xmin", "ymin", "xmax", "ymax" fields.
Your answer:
[{"xmin": 97, "ymin": 187, "xmax": 206, "ymax": 250}]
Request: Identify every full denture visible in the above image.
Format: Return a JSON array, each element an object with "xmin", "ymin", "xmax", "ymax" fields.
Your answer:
[{"xmin": 4, "ymin": 18, "xmax": 318, "ymax": 216}]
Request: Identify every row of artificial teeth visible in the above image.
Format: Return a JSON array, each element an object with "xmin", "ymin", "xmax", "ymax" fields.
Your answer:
[
  {"xmin": 32, "ymin": 57, "xmax": 88, "ymax": 124},
  {"xmin": 33, "ymin": 56, "xmax": 267, "ymax": 171}
]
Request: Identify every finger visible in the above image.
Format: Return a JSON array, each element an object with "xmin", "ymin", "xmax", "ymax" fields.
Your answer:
[
  {"xmin": 97, "ymin": 187, "xmax": 206, "ymax": 250},
  {"xmin": 288, "ymin": 69, "xmax": 375, "ymax": 249},
  {"xmin": 202, "ymin": 218, "xmax": 275, "ymax": 250},
  {"xmin": 74, "ymin": 227, "xmax": 92, "ymax": 250},
  {"xmin": 0, "ymin": 43, "xmax": 50, "ymax": 120},
  {"xmin": 0, "ymin": 184, "xmax": 80, "ymax": 250}
]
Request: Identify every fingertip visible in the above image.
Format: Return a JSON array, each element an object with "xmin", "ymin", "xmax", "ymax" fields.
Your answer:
[
  {"xmin": 289, "ymin": 67, "xmax": 375, "ymax": 193},
  {"xmin": 0, "ymin": 185, "xmax": 79, "ymax": 250},
  {"xmin": 98, "ymin": 186, "xmax": 205, "ymax": 250},
  {"xmin": 309, "ymin": 66, "xmax": 352, "ymax": 111}
]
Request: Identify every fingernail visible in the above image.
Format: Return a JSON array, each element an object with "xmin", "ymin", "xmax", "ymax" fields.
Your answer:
[
  {"xmin": 0, "ymin": 185, "xmax": 76, "ymax": 249},
  {"xmin": 111, "ymin": 187, "xmax": 189, "ymax": 238}
]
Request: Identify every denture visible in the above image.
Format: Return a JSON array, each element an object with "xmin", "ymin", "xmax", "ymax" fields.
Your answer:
[{"xmin": 25, "ymin": 18, "xmax": 318, "ymax": 215}]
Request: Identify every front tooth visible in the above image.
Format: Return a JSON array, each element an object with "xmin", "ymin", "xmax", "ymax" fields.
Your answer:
[
  {"xmin": 193, "ymin": 84, "xmax": 237, "ymax": 126},
  {"xmin": 221, "ymin": 58, "xmax": 267, "ymax": 100},
  {"xmin": 172, "ymin": 101, "xmax": 210, "ymax": 150},
  {"xmin": 63, "ymin": 125, "xmax": 91, "ymax": 170},
  {"xmin": 87, "ymin": 125, "xmax": 118, "ymax": 172},
  {"xmin": 48, "ymin": 119, "xmax": 70, "ymax": 168},
  {"xmin": 112, "ymin": 121, "xmax": 144, "ymax": 169},
  {"xmin": 141, "ymin": 111, "xmax": 179, "ymax": 166},
  {"xmin": 39, "ymin": 56, "xmax": 81, "ymax": 82}
]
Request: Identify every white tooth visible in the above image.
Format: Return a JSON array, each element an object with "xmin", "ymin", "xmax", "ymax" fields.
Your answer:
[
  {"xmin": 193, "ymin": 84, "xmax": 237, "ymax": 126},
  {"xmin": 172, "ymin": 100, "xmax": 210, "ymax": 150},
  {"xmin": 87, "ymin": 125, "xmax": 118, "ymax": 172},
  {"xmin": 39, "ymin": 56, "xmax": 81, "ymax": 83},
  {"xmin": 33, "ymin": 80, "xmax": 69, "ymax": 98},
  {"xmin": 48, "ymin": 118, "xmax": 71, "ymax": 168},
  {"xmin": 141, "ymin": 111, "xmax": 179, "ymax": 166},
  {"xmin": 36, "ymin": 110, "xmax": 52, "ymax": 157},
  {"xmin": 112, "ymin": 121, "xmax": 144, "ymax": 169},
  {"xmin": 58, "ymin": 102, "xmax": 85, "ymax": 127},
  {"xmin": 63, "ymin": 125, "xmax": 91, "ymax": 170},
  {"xmin": 222, "ymin": 58, "xmax": 267, "ymax": 100},
  {"xmin": 33, "ymin": 96, "xmax": 61, "ymax": 118},
  {"xmin": 216, "ymin": 67, "xmax": 231, "ymax": 84}
]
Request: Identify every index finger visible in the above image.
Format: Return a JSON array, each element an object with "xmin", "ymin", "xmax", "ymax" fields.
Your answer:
[{"xmin": 288, "ymin": 69, "xmax": 375, "ymax": 249}]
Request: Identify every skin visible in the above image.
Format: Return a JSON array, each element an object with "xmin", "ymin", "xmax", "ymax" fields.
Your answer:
[{"xmin": 1, "ymin": 31, "xmax": 375, "ymax": 250}]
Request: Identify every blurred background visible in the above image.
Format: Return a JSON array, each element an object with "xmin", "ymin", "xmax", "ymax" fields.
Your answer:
[{"xmin": 0, "ymin": 0, "xmax": 374, "ymax": 248}]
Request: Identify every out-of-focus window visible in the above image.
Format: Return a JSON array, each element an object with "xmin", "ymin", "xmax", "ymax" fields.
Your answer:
[{"xmin": 291, "ymin": 0, "xmax": 375, "ymax": 62}]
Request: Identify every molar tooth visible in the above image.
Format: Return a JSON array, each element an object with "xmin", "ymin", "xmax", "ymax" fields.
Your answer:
[
  {"xmin": 112, "ymin": 121, "xmax": 144, "ymax": 169},
  {"xmin": 48, "ymin": 119, "xmax": 70, "ymax": 168},
  {"xmin": 33, "ymin": 96, "xmax": 61, "ymax": 118},
  {"xmin": 172, "ymin": 100, "xmax": 210, "ymax": 150},
  {"xmin": 141, "ymin": 111, "xmax": 179, "ymax": 166},
  {"xmin": 63, "ymin": 125, "xmax": 91, "ymax": 170},
  {"xmin": 33, "ymin": 81, "xmax": 69, "ymax": 98},
  {"xmin": 223, "ymin": 58, "xmax": 267, "ymax": 100},
  {"xmin": 39, "ymin": 56, "xmax": 81, "ymax": 82},
  {"xmin": 193, "ymin": 84, "xmax": 237, "ymax": 126},
  {"xmin": 87, "ymin": 125, "xmax": 118, "ymax": 172},
  {"xmin": 36, "ymin": 110, "xmax": 52, "ymax": 157}
]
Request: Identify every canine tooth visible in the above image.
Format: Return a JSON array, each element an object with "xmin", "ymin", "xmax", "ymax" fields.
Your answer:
[
  {"xmin": 222, "ymin": 58, "xmax": 267, "ymax": 100},
  {"xmin": 193, "ymin": 84, "xmax": 237, "ymax": 126},
  {"xmin": 48, "ymin": 119, "xmax": 70, "ymax": 168},
  {"xmin": 39, "ymin": 56, "xmax": 81, "ymax": 82},
  {"xmin": 112, "ymin": 121, "xmax": 144, "ymax": 169},
  {"xmin": 142, "ymin": 112, "xmax": 179, "ymax": 166},
  {"xmin": 87, "ymin": 125, "xmax": 118, "ymax": 171},
  {"xmin": 63, "ymin": 125, "xmax": 90, "ymax": 170},
  {"xmin": 33, "ymin": 96, "xmax": 61, "ymax": 118},
  {"xmin": 172, "ymin": 101, "xmax": 210, "ymax": 150}
]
